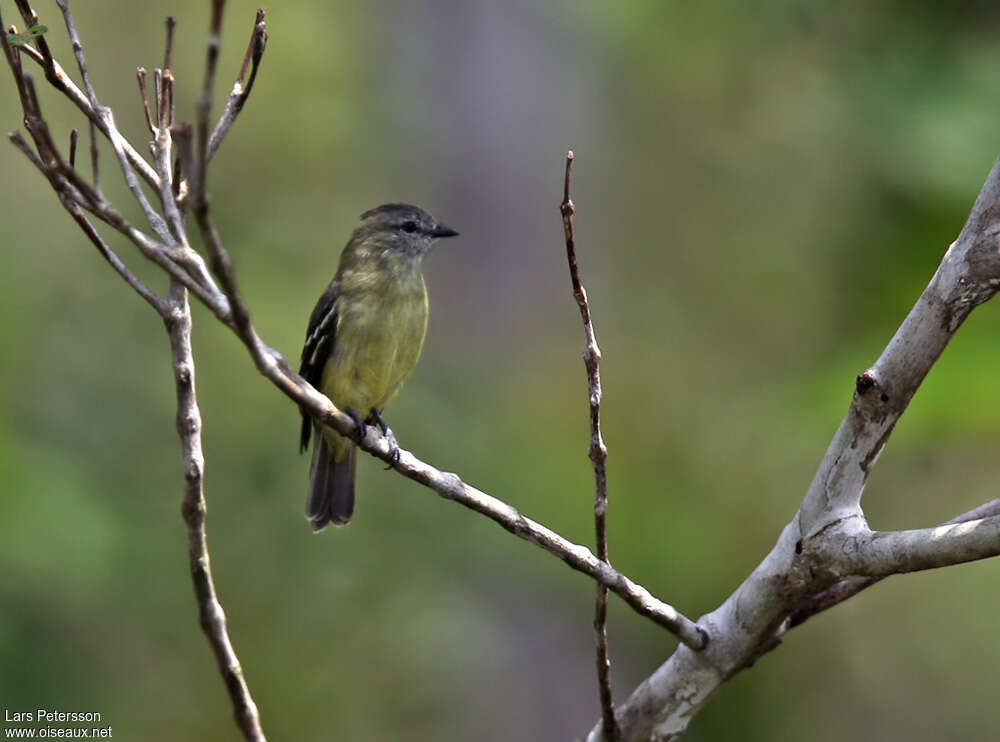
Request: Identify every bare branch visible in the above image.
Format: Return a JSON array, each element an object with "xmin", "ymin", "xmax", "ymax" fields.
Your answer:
[
  {"xmin": 67, "ymin": 201, "xmax": 165, "ymax": 312},
  {"xmin": 51, "ymin": 0, "xmax": 94, "ymax": 99},
  {"xmin": 87, "ymin": 119, "xmax": 100, "ymax": 197},
  {"xmin": 163, "ymin": 15, "xmax": 176, "ymax": 75},
  {"xmin": 165, "ymin": 297, "xmax": 266, "ymax": 742},
  {"xmin": 190, "ymin": 0, "xmax": 256, "ymax": 339},
  {"xmin": 52, "ymin": 0, "xmax": 174, "ymax": 245},
  {"xmin": 16, "ymin": 35, "xmax": 160, "ymax": 187},
  {"xmin": 561, "ymin": 151, "xmax": 619, "ymax": 740},
  {"xmin": 5, "ymin": 3, "xmax": 714, "ymax": 728},
  {"xmin": 834, "ymin": 516, "xmax": 1000, "ymax": 576},
  {"xmin": 16, "ymin": 31, "xmax": 222, "ymax": 301},
  {"xmin": 11, "ymin": 0, "xmax": 159, "ymax": 189},
  {"xmin": 150, "ymin": 53, "xmax": 184, "ymax": 244},
  {"xmin": 8, "ymin": 127, "xmax": 224, "ymax": 321},
  {"xmin": 192, "ymin": 0, "xmax": 224, "ymax": 211},
  {"xmin": 786, "ymin": 496, "xmax": 1000, "ymax": 630},
  {"xmin": 13, "ymin": 0, "xmax": 52, "ymax": 64},
  {"xmin": 207, "ymin": 9, "xmax": 267, "ymax": 161},
  {"xmin": 137, "ymin": 67, "xmax": 155, "ymax": 134},
  {"xmin": 7, "ymin": 130, "xmax": 44, "ymax": 171},
  {"xmin": 596, "ymin": 154, "xmax": 1000, "ymax": 742}
]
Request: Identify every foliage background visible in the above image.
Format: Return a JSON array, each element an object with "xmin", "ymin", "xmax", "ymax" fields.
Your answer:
[{"xmin": 2, "ymin": 1, "xmax": 1000, "ymax": 739}]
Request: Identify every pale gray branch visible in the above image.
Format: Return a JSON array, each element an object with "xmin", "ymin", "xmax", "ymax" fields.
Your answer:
[
  {"xmin": 165, "ymin": 294, "xmax": 266, "ymax": 742},
  {"xmin": 833, "ymin": 517, "xmax": 1000, "ymax": 576},
  {"xmin": 594, "ymin": 155, "xmax": 1000, "ymax": 741},
  {"xmin": 785, "ymin": 496, "xmax": 1000, "ymax": 630}
]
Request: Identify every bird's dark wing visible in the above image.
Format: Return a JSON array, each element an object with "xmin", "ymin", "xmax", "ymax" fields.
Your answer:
[{"xmin": 299, "ymin": 279, "xmax": 340, "ymax": 453}]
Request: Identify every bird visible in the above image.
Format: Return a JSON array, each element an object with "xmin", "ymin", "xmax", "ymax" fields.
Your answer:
[{"xmin": 298, "ymin": 203, "xmax": 458, "ymax": 531}]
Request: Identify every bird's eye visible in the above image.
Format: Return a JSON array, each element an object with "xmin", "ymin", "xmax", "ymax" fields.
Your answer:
[{"xmin": 401, "ymin": 221, "xmax": 418, "ymax": 233}]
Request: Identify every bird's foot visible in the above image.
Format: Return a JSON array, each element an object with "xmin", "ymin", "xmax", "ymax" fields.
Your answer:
[
  {"xmin": 369, "ymin": 408, "xmax": 401, "ymax": 469},
  {"xmin": 344, "ymin": 407, "xmax": 366, "ymax": 443}
]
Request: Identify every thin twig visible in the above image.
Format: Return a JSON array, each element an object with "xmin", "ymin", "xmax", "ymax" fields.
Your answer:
[
  {"xmin": 561, "ymin": 150, "xmax": 619, "ymax": 740},
  {"xmin": 152, "ymin": 25, "xmax": 184, "ymax": 243},
  {"xmin": 192, "ymin": 0, "xmax": 254, "ymax": 337},
  {"xmin": 162, "ymin": 19, "xmax": 176, "ymax": 128},
  {"xmin": 3, "ymin": 33, "xmax": 227, "ymax": 324},
  {"xmin": 153, "ymin": 67, "xmax": 163, "ymax": 124},
  {"xmin": 13, "ymin": 0, "xmax": 52, "ymax": 65},
  {"xmin": 193, "ymin": 0, "xmax": 224, "ymax": 210},
  {"xmin": 163, "ymin": 15, "xmax": 175, "ymax": 73},
  {"xmin": 68, "ymin": 126, "xmax": 77, "ymax": 167},
  {"xmin": 8, "ymin": 129, "xmax": 47, "ymax": 172},
  {"xmin": 137, "ymin": 67, "xmax": 155, "ymax": 133},
  {"xmin": 55, "ymin": 0, "xmax": 174, "ymax": 245},
  {"xmin": 207, "ymin": 8, "xmax": 267, "ymax": 161},
  {"xmin": 16, "ymin": 33, "xmax": 160, "ymax": 187},
  {"xmin": 66, "ymin": 201, "xmax": 165, "ymax": 312},
  {"xmin": 50, "ymin": 0, "xmax": 94, "ymax": 99},
  {"xmin": 88, "ymin": 118, "xmax": 100, "ymax": 197}
]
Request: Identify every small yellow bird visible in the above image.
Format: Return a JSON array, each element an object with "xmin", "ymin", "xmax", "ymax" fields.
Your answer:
[{"xmin": 298, "ymin": 204, "xmax": 458, "ymax": 530}]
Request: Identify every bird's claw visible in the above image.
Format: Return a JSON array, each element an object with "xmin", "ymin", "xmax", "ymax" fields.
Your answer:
[
  {"xmin": 382, "ymin": 428, "xmax": 400, "ymax": 470},
  {"xmin": 368, "ymin": 408, "xmax": 401, "ymax": 469},
  {"xmin": 345, "ymin": 407, "xmax": 366, "ymax": 443},
  {"xmin": 369, "ymin": 407, "xmax": 390, "ymax": 435}
]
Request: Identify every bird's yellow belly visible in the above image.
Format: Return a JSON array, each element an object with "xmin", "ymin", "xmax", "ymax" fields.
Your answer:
[{"xmin": 320, "ymin": 281, "xmax": 427, "ymax": 452}]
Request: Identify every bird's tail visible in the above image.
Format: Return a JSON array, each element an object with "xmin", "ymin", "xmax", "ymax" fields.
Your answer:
[{"xmin": 306, "ymin": 438, "xmax": 356, "ymax": 531}]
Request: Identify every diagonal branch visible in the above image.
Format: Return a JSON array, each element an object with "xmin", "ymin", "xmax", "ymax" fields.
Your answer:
[
  {"xmin": 594, "ymin": 154, "xmax": 1000, "ymax": 742},
  {"xmin": 561, "ymin": 151, "xmax": 619, "ymax": 741},
  {"xmin": 66, "ymin": 199, "xmax": 165, "ymax": 312}
]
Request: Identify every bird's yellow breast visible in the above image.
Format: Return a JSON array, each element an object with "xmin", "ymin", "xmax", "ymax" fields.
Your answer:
[{"xmin": 319, "ymin": 267, "xmax": 428, "ymax": 454}]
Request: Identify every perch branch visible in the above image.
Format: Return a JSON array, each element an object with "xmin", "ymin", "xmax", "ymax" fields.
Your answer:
[{"xmin": 2, "ymin": 0, "xmax": 708, "ymax": 674}]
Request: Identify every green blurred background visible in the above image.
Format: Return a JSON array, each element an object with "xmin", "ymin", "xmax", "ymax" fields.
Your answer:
[{"xmin": 3, "ymin": 1, "xmax": 1000, "ymax": 739}]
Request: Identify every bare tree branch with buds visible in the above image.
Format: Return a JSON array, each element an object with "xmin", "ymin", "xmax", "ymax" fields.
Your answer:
[{"xmin": 5, "ymin": 2, "xmax": 1000, "ymax": 741}]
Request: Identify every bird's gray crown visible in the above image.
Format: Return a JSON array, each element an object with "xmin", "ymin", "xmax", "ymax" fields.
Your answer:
[{"xmin": 360, "ymin": 203, "xmax": 458, "ymax": 239}]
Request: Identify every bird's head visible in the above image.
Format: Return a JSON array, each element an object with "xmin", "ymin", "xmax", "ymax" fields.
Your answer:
[{"xmin": 357, "ymin": 203, "xmax": 458, "ymax": 259}]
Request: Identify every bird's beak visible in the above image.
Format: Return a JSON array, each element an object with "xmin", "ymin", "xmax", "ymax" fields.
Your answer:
[{"xmin": 431, "ymin": 223, "xmax": 459, "ymax": 238}]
